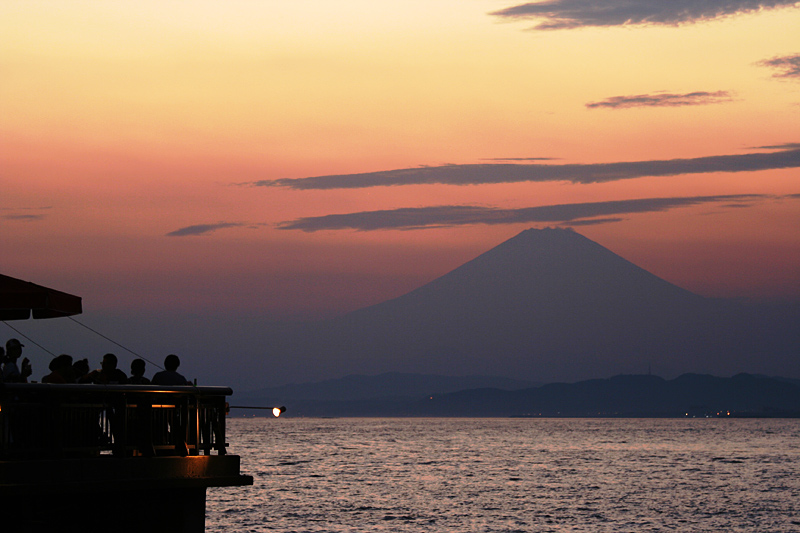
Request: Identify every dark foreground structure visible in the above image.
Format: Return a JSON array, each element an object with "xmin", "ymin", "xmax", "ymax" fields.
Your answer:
[
  {"xmin": 0, "ymin": 274, "xmax": 252, "ymax": 531},
  {"xmin": 0, "ymin": 383, "xmax": 252, "ymax": 532}
]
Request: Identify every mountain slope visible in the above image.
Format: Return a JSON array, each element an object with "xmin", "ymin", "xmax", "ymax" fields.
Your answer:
[{"xmin": 262, "ymin": 228, "xmax": 799, "ymax": 385}]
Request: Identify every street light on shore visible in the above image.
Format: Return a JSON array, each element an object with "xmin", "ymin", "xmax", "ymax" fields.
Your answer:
[{"xmin": 227, "ymin": 405, "xmax": 288, "ymax": 416}]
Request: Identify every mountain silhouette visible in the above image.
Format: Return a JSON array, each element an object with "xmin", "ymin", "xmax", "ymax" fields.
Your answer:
[
  {"xmin": 234, "ymin": 373, "xmax": 800, "ymax": 417},
  {"xmin": 415, "ymin": 373, "xmax": 800, "ymax": 417},
  {"xmin": 262, "ymin": 228, "xmax": 800, "ymax": 385}
]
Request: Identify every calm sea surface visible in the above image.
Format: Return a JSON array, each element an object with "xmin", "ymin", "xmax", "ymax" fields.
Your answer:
[{"xmin": 206, "ymin": 418, "xmax": 800, "ymax": 532}]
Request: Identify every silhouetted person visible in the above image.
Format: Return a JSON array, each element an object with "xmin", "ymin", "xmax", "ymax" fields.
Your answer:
[
  {"xmin": 151, "ymin": 354, "xmax": 190, "ymax": 386},
  {"xmin": 42, "ymin": 354, "xmax": 75, "ymax": 383},
  {"xmin": 72, "ymin": 358, "xmax": 90, "ymax": 382},
  {"xmin": 3, "ymin": 340, "xmax": 34, "ymax": 449},
  {"xmin": 3, "ymin": 338, "xmax": 31, "ymax": 383},
  {"xmin": 83, "ymin": 353, "xmax": 128, "ymax": 384},
  {"xmin": 79, "ymin": 354, "xmax": 127, "ymax": 455},
  {"xmin": 151, "ymin": 355, "xmax": 191, "ymax": 456},
  {"xmin": 128, "ymin": 358, "xmax": 150, "ymax": 385},
  {"xmin": 127, "ymin": 359, "xmax": 154, "ymax": 456}
]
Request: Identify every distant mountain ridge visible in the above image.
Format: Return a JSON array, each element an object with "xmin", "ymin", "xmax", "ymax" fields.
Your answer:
[
  {"xmin": 418, "ymin": 373, "xmax": 800, "ymax": 417},
  {"xmin": 260, "ymin": 228, "xmax": 800, "ymax": 386},
  {"xmin": 232, "ymin": 373, "xmax": 800, "ymax": 418},
  {"xmin": 236, "ymin": 372, "xmax": 537, "ymax": 403}
]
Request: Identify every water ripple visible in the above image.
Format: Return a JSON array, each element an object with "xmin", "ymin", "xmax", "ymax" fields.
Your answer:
[{"xmin": 207, "ymin": 418, "xmax": 800, "ymax": 532}]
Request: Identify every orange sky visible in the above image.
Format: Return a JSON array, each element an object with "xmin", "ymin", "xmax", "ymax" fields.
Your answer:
[{"xmin": 2, "ymin": 0, "xmax": 799, "ymax": 327}]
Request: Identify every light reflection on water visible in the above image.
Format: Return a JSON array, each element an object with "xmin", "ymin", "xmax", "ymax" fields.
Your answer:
[{"xmin": 207, "ymin": 418, "xmax": 800, "ymax": 532}]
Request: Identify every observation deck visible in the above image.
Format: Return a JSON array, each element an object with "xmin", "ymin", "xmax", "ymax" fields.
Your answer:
[{"xmin": 0, "ymin": 383, "xmax": 252, "ymax": 532}]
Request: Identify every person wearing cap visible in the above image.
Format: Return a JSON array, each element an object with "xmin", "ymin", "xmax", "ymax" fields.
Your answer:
[{"xmin": 3, "ymin": 338, "xmax": 32, "ymax": 383}]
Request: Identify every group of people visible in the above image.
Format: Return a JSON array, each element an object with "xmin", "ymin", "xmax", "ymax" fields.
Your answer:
[{"xmin": 1, "ymin": 338, "xmax": 192, "ymax": 386}]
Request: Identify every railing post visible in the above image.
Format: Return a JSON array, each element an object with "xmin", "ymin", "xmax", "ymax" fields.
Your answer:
[
  {"xmin": 176, "ymin": 395, "xmax": 189, "ymax": 457},
  {"xmin": 191, "ymin": 394, "xmax": 200, "ymax": 456},
  {"xmin": 216, "ymin": 397, "xmax": 227, "ymax": 455},
  {"xmin": 112, "ymin": 392, "xmax": 127, "ymax": 457},
  {"xmin": 135, "ymin": 393, "xmax": 155, "ymax": 457}
]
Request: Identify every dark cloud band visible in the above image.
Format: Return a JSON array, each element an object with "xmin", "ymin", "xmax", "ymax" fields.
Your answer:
[
  {"xmin": 490, "ymin": 0, "xmax": 799, "ymax": 30},
  {"xmin": 166, "ymin": 222, "xmax": 244, "ymax": 237},
  {"xmin": 276, "ymin": 194, "xmax": 770, "ymax": 232},
  {"xmin": 2, "ymin": 214, "xmax": 46, "ymax": 221},
  {"xmin": 250, "ymin": 146, "xmax": 800, "ymax": 190},
  {"xmin": 586, "ymin": 91, "xmax": 733, "ymax": 109},
  {"xmin": 1, "ymin": 206, "xmax": 52, "ymax": 222}
]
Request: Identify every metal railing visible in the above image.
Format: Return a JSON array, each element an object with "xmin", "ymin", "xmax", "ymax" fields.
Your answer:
[{"xmin": 0, "ymin": 383, "xmax": 231, "ymax": 460}]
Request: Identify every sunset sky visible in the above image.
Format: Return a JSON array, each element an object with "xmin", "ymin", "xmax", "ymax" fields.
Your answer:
[{"xmin": 2, "ymin": 1, "xmax": 799, "ymax": 387}]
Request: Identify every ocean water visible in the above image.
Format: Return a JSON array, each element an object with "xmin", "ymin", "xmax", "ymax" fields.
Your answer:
[{"xmin": 206, "ymin": 418, "xmax": 800, "ymax": 532}]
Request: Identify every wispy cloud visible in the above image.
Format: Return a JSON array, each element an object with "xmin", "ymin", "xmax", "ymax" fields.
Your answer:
[
  {"xmin": 1, "ymin": 206, "xmax": 52, "ymax": 222},
  {"xmin": 758, "ymin": 53, "xmax": 800, "ymax": 79},
  {"xmin": 755, "ymin": 142, "xmax": 800, "ymax": 150},
  {"xmin": 481, "ymin": 157, "xmax": 558, "ymax": 161},
  {"xmin": 248, "ymin": 146, "xmax": 800, "ymax": 190},
  {"xmin": 586, "ymin": 91, "xmax": 733, "ymax": 109},
  {"xmin": 2, "ymin": 214, "xmax": 47, "ymax": 221},
  {"xmin": 490, "ymin": 0, "xmax": 799, "ymax": 30},
  {"xmin": 561, "ymin": 217, "xmax": 626, "ymax": 226},
  {"xmin": 166, "ymin": 222, "xmax": 245, "ymax": 237},
  {"xmin": 276, "ymin": 195, "xmax": 768, "ymax": 232}
]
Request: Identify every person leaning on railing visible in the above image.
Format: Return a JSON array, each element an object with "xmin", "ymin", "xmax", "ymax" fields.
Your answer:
[
  {"xmin": 151, "ymin": 354, "xmax": 191, "ymax": 386},
  {"xmin": 42, "ymin": 354, "xmax": 75, "ymax": 383},
  {"xmin": 150, "ymin": 355, "xmax": 192, "ymax": 456},
  {"xmin": 128, "ymin": 358, "xmax": 150, "ymax": 385},
  {"xmin": 81, "ymin": 353, "xmax": 128, "ymax": 384},
  {"xmin": 72, "ymin": 358, "xmax": 89, "ymax": 382}
]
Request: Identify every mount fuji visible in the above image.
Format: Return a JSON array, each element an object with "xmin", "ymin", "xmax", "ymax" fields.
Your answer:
[{"xmin": 260, "ymin": 228, "xmax": 800, "ymax": 385}]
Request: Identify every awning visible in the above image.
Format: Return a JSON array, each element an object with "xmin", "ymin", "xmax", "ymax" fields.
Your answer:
[{"xmin": 0, "ymin": 274, "xmax": 83, "ymax": 320}]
